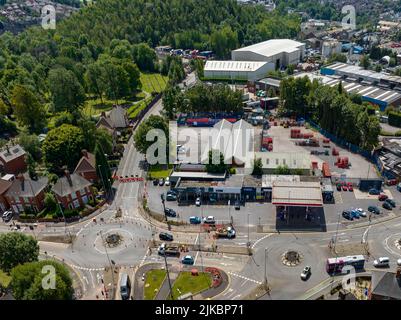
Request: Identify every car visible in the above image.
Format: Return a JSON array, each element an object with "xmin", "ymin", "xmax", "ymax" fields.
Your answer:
[
  {"xmin": 368, "ymin": 205, "xmax": 380, "ymax": 214},
  {"xmin": 385, "ymin": 198, "xmax": 396, "ymax": 207},
  {"xmin": 300, "ymin": 266, "xmax": 311, "ymax": 281},
  {"xmin": 166, "ymin": 193, "xmax": 177, "ymax": 201},
  {"xmin": 164, "ymin": 208, "xmax": 177, "ymax": 217},
  {"xmin": 181, "ymin": 255, "xmax": 194, "ymax": 265},
  {"xmin": 342, "ymin": 185, "xmax": 348, "ymax": 191},
  {"xmin": 203, "ymin": 216, "xmax": 216, "ymax": 224},
  {"xmin": 165, "ymin": 177, "xmax": 170, "ymax": 186},
  {"xmin": 350, "ymin": 209, "xmax": 360, "ymax": 219},
  {"xmin": 152, "ymin": 179, "xmax": 158, "ymax": 186},
  {"xmin": 158, "ymin": 178, "xmax": 165, "ymax": 186},
  {"xmin": 189, "ymin": 216, "xmax": 202, "ymax": 224},
  {"xmin": 342, "ymin": 210, "xmax": 353, "ymax": 221},
  {"xmin": 356, "ymin": 208, "xmax": 367, "ymax": 217},
  {"xmin": 2, "ymin": 210, "xmax": 13, "ymax": 222},
  {"xmin": 348, "ymin": 185, "xmax": 353, "ymax": 192},
  {"xmin": 373, "ymin": 257, "xmax": 390, "ymax": 268},
  {"xmin": 141, "ymin": 273, "xmax": 145, "ymax": 281},
  {"xmin": 397, "ymin": 259, "xmax": 401, "ymax": 267},
  {"xmin": 195, "ymin": 197, "xmax": 201, "ymax": 206},
  {"xmin": 369, "ymin": 188, "xmax": 380, "ymax": 195},
  {"xmin": 336, "ymin": 184, "xmax": 342, "ymax": 191},
  {"xmin": 159, "ymin": 232, "xmax": 174, "ymax": 241},
  {"xmin": 378, "ymin": 194, "xmax": 388, "ymax": 201},
  {"xmin": 383, "ymin": 201, "xmax": 393, "ymax": 210},
  {"xmin": 234, "ymin": 200, "xmax": 241, "ymax": 210}
]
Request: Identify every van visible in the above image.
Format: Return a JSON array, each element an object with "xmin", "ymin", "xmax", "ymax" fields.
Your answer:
[
  {"xmin": 120, "ymin": 273, "xmax": 131, "ymax": 300},
  {"xmin": 373, "ymin": 257, "xmax": 390, "ymax": 268}
]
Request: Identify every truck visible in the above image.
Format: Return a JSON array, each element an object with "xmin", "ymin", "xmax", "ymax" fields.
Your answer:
[
  {"xmin": 215, "ymin": 227, "xmax": 236, "ymax": 239},
  {"xmin": 158, "ymin": 243, "xmax": 180, "ymax": 257}
]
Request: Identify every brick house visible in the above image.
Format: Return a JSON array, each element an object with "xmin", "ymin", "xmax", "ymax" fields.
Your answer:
[
  {"xmin": 52, "ymin": 170, "xmax": 94, "ymax": 210},
  {"xmin": 369, "ymin": 270, "xmax": 401, "ymax": 300},
  {"xmin": 5, "ymin": 174, "xmax": 48, "ymax": 214},
  {"xmin": 0, "ymin": 179, "xmax": 12, "ymax": 213},
  {"xmin": 96, "ymin": 105, "xmax": 129, "ymax": 146},
  {"xmin": 0, "ymin": 144, "xmax": 27, "ymax": 174},
  {"xmin": 74, "ymin": 150, "xmax": 98, "ymax": 183}
]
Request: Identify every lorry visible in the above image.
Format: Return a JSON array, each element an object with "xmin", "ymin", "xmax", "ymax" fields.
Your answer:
[
  {"xmin": 158, "ymin": 243, "xmax": 180, "ymax": 257},
  {"xmin": 215, "ymin": 226, "xmax": 236, "ymax": 239}
]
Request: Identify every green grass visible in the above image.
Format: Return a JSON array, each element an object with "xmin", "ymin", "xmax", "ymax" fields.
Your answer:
[
  {"xmin": 170, "ymin": 272, "xmax": 212, "ymax": 300},
  {"xmin": 127, "ymin": 96, "xmax": 153, "ymax": 119},
  {"xmin": 148, "ymin": 164, "xmax": 173, "ymax": 179},
  {"xmin": 144, "ymin": 269, "xmax": 167, "ymax": 300},
  {"xmin": 0, "ymin": 269, "xmax": 11, "ymax": 289},
  {"xmin": 140, "ymin": 73, "xmax": 168, "ymax": 94},
  {"xmin": 82, "ymin": 98, "xmax": 115, "ymax": 117}
]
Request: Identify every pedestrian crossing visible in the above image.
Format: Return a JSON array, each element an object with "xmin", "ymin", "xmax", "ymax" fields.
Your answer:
[{"xmin": 227, "ymin": 271, "xmax": 262, "ymax": 285}]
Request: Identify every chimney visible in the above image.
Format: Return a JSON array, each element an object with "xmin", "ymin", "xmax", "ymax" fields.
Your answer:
[
  {"xmin": 17, "ymin": 174, "xmax": 25, "ymax": 191},
  {"xmin": 82, "ymin": 149, "xmax": 88, "ymax": 158},
  {"xmin": 101, "ymin": 112, "xmax": 106, "ymax": 117},
  {"xmin": 65, "ymin": 170, "xmax": 73, "ymax": 187},
  {"xmin": 6, "ymin": 144, "xmax": 10, "ymax": 155}
]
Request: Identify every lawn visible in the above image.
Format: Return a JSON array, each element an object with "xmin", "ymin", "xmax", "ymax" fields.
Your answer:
[
  {"xmin": 144, "ymin": 269, "xmax": 167, "ymax": 300},
  {"xmin": 148, "ymin": 164, "xmax": 173, "ymax": 179},
  {"xmin": 0, "ymin": 269, "xmax": 11, "ymax": 289},
  {"xmin": 82, "ymin": 98, "xmax": 115, "ymax": 117},
  {"xmin": 127, "ymin": 96, "xmax": 153, "ymax": 119},
  {"xmin": 140, "ymin": 73, "xmax": 168, "ymax": 94},
  {"xmin": 170, "ymin": 271, "xmax": 212, "ymax": 300}
]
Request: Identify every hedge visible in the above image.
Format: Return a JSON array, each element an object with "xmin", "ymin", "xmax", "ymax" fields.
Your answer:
[{"xmin": 388, "ymin": 111, "xmax": 401, "ymax": 128}]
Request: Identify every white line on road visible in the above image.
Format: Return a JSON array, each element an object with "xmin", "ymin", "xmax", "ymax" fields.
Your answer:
[
  {"xmin": 228, "ymin": 272, "xmax": 262, "ymax": 285},
  {"xmin": 231, "ymin": 294, "xmax": 242, "ymax": 300},
  {"xmin": 252, "ymin": 233, "xmax": 273, "ymax": 249},
  {"xmin": 362, "ymin": 226, "xmax": 371, "ymax": 244}
]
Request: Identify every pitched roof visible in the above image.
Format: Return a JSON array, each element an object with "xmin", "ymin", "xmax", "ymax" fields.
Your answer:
[
  {"xmin": 52, "ymin": 173, "xmax": 92, "ymax": 197},
  {"xmin": 371, "ymin": 271, "xmax": 401, "ymax": 299},
  {"xmin": 96, "ymin": 105, "xmax": 129, "ymax": 130},
  {"xmin": 0, "ymin": 145, "xmax": 26, "ymax": 163},
  {"xmin": 0, "ymin": 179, "xmax": 12, "ymax": 195},
  {"xmin": 6, "ymin": 176, "xmax": 48, "ymax": 198},
  {"xmin": 74, "ymin": 152, "xmax": 96, "ymax": 174}
]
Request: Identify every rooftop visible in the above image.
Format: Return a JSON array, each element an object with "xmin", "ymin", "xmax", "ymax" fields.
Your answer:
[
  {"xmin": 52, "ymin": 173, "xmax": 92, "ymax": 197},
  {"xmin": 204, "ymin": 60, "xmax": 268, "ymax": 72},
  {"xmin": 371, "ymin": 271, "xmax": 401, "ymax": 300},
  {"xmin": 262, "ymin": 175, "xmax": 301, "ymax": 188},
  {"xmin": 0, "ymin": 145, "xmax": 26, "ymax": 163},
  {"xmin": 272, "ymin": 181, "xmax": 323, "ymax": 207},
  {"xmin": 233, "ymin": 39, "xmax": 305, "ymax": 58},
  {"xmin": 6, "ymin": 176, "xmax": 48, "ymax": 198}
]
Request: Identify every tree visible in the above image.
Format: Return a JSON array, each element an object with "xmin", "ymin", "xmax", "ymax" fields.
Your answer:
[
  {"xmin": 162, "ymin": 85, "xmax": 182, "ymax": 119},
  {"xmin": 84, "ymin": 63, "xmax": 105, "ymax": 103},
  {"xmin": 10, "ymin": 260, "xmax": 73, "ymax": 300},
  {"xmin": 18, "ymin": 132, "xmax": 41, "ymax": 160},
  {"xmin": 252, "ymin": 158, "xmax": 263, "ymax": 176},
  {"xmin": 26, "ymin": 153, "xmax": 38, "ymax": 180},
  {"xmin": 327, "ymin": 53, "xmax": 347, "ymax": 64},
  {"xmin": 0, "ymin": 233, "xmax": 39, "ymax": 273},
  {"xmin": 360, "ymin": 55, "xmax": 371, "ymax": 70},
  {"xmin": 374, "ymin": 64, "xmax": 383, "ymax": 72},
  {"xmin": 132, "ymin": 43, "xmax": 157, "ymax": 72},
  {"xmin": 205, "ymin": 150, "xmax": 228, "ymax": 174},
  {"xmin": 44, "ymin": 193, "xmax": 58, "ymax": 212},
  {"xmin": 134, "ymin": 115, "xmax": 169, "ymax": 155},
  {"xmin": 48, "ymin": 68, "xmax": 85, "ymax": 112},
  {"xmin": 95, "ymin": 143, "xmax": 112, "ymax": 193},
  {"xmin": 210, "ymin": 25, "xmax": 239, "ymax": 59},
  {"xmin": 10, "ymin": 85, "xmax": 46, "ymax": 133},
  {"xmin": 42, "ymin": 124, "xmax": 85, "ymax": 172}
]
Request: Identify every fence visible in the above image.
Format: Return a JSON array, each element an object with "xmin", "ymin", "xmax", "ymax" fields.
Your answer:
[{"xmin": 131, "ymin": 93, "xmax": 162, "ymax": 131}]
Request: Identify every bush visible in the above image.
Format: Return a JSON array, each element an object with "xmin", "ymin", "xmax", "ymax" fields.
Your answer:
[
  {"xmin": 229, "ymin": 168, "xmax": 236, "ymax": 174},
  {"xmin": 18, "ymin": 214, "xmax": 36, "ymax": 220},
  {"xmin": 395, "ymin": 131, "xmax": 401, "ymax": 137},
  {"xmin": 63, "ymin": 209, "xmax": 80, "ymax": 218}
]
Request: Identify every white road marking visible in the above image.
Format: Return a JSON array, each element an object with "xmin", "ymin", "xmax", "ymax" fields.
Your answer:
[
  {"xmin": 89, "ymin": 271, "xmax": 95, "ymax": 289},
  {"xmin": 231, "ymin": 294, "xmax": 242, "ymax": 300},
  {"xmin": 362, "ymin": 226, "xmax": 371, "ymax": 244},
  {"xmin": 222, "ymin": 288, "xmax": 233, "ymax": 296},
  {"xmin": 252, "ymin": 234, "xmax": 273, "ymax": 249},
  {"xmin": 228, "ymin": 272, "xmax": 262, "ymax": 285}
]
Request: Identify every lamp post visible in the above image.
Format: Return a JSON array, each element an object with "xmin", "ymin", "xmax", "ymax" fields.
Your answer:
[
  {"xmin": 247, "ymin": 212, "xmax": 251, "ymax": 249},
  {"xmin": 100, "ymin": 230, "xmax": 116, "ymax": 298},
  {"xmin": 52, "ymin": 190, "xmax": 73, "ymax": 250}
]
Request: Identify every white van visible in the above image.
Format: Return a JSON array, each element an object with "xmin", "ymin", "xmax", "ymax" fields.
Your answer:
[{"xmin": 373, "ymin": 257, "xmax": 390, "ymax": 268}]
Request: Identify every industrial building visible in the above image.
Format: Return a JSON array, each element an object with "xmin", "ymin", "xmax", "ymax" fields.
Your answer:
[
  {"xmin": 232, "ymin": 39, "xmax": 305, "ymax": 67},
  {"xmin": 376, "ymin": 138, "xmax": 401, "ymax": 179},
  {"xmin": 248, "ymin": 152, "xmax": 312, "ymax": 175},
  {"xmin": 321, "ymin": 39, "xmax": 342, "ymax": 58},
  {"xmin": 204, "ymin": 60, "xmax": 274, "ymax": 81}
]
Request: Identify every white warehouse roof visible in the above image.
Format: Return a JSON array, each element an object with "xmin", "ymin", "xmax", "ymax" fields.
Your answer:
[
  {"xmin": 233, "ymin": 39, "xmax": 305, "ymax": 58},
  {"xmin": 204, "ymin": 60, "xmax": 268, "ymax": 72}
]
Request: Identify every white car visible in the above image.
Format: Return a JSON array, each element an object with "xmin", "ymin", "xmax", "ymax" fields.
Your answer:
[
  {"xmin": 203, "ymin": 216, "xmax": 216, "ymax": 224},
  {"xmin": 397, "ymin": 259, "xmax": 401, "ymax": 267},
  {"xmin": 195, "ymin": 197, "xmax": 201, "ymax": 206},
  {"xmin": 2, "ymin": 210, "xmax": 13, "ymax": 222},
  {"xmin": 373, "ymin": 257, "xmax": 390, "ymax": 268},
  {"xmin": 300, "ymin": 266, "xmax": 311, "ymax": 280},
  {"xmin": 165, "ymin": 177, "xmax": 170, "ymax": 186},
  {"xmin": 356, "ymin": 208, "xmax": 367, "ymax": 217}
]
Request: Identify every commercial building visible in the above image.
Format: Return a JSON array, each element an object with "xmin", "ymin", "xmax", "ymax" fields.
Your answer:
[
  {"xmin": 376, "ymin": 138, "xmax": 401, "ymax": 179},
  {"xmin": 232, "ymin": 39, "xmax": 305, "ymax": 68},
  {"xmin": 322, "ymin": 39, "xmax": 342, "ymax": 58},
  {"xmin": 272, "ymin": 181, "xmax": 323, "ymax": 207},
  {"xmin": 204, "ymin": 60, "xmax": 274, "ymax": 81},
  {"xmin": 249, "ymin": 152, "xmax": 312, "ymax": 175}
]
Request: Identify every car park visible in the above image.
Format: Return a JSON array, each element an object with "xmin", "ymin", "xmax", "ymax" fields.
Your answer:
[
  {"xmin": 181, "ymin": 255, "xmax": 194, "ymax": 265},
  {"xmin": 189, "ymin": 216, "xmax": 201, "ymax": 224},
  {"xmin": 158, "ymin": 178, "xmax": 165, "ymax": 186},
  {"xmin": 164, "ymin": 208, "xmax": 177, "ymax": 217},
  {"xmin": 383, "ymin": 201, "xmax": 393, "ymax": 210},
  {"xmin": 373, "ymin": 257, "xmax": 390, "ymax": 268},
  {"xmin": 378, "ymin": 194, "xmax": 388, "ymax": 201},
  {"xmin": 342, "ymin": 185, "xmax": 348, "ymax": 191},
  {"xmin": 368, "ymin": 205, "xmax": 380, "ymax": 214},
  {"xmin": 2, "ymin": 210, "xmax": 13, "ymax": 222},
  {"xmin": 369, "ymin": 188, "xmax": 380, "ymax": 195},
  {"xmin": 203, "ymin": 216, "xmax": 216, "ymax": 224},
  {"xmin": 300, "ymin": 266, "xmax": 311, "ymax": 281},
  {"xmin": 355, "ymin": 208, "xmax": 367, "ymax": 217},
  {"xmin": 159, "ymin": 232, "xmax": 174, "ymax": 241},
  {"xmin": 385, "ymin": 199, "xmax": 396, "ymax": 207},
  {"xmin": 195, "ymin": 197, "xmax": 201, "ymax": 206}
]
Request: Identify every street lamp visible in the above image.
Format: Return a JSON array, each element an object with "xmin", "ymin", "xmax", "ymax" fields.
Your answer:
[
  {"xmin": 247, "ymin": 212, "xmax": 251, "ymax": 249},
  {"xmin": 100, "ymin": 230, "xmax": 116, "ymax": 298}
]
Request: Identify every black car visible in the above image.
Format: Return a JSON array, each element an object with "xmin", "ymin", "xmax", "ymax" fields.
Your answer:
[
  {"xmin": 166, "ymin": 193, "xmax": 177, "ymax": 201},
  {"xmin": 342, "ymin": 210, "xmax": 353, "ymax": 221},
  {"xmin": 383, "ymin": 201, "xmax": 393, "ymax": 210},
  {"xmin": 368, "ymin": 205, "xmax": 380, "ymax": 214},
  {"xmin": 153, "ymin": 179, "xmax": 158, "ymax": 186},
  {"xmin": 159, "ymin": 232, "xmax": 174, "ymax": 241},
  {"xmin": 234, "ymin": 200, "xmax": 241, "ymax": 210},
  {"xmin": 164, "ymin": 208, "xmax": 177, "ymax": 217},
  {"xmin": 385, "ymin": 199, "xmax": 396, "ymax": 208}
]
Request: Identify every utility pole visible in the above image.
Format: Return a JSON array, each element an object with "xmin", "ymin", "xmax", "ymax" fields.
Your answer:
[
  {"xmin": 98, "ymin": 165, "xmax": 108, "ymax": 198},
  {"xmin": 100, "ymin": 230, "xmax": 115, "ymax": 298},
  {"xmin": 161, "ymin": 194, "xmax": 167, "ymax": 221},
  {"xmin": 228, "ymin": 200, "xmax": 231, "ymax": 224},
  {"xmin": 264, "ymin": 248, "xmax": 268, "ymax": 290},
  {"xmin": 53, "ymin": 190, "xmax": 73, "ymax": 251},
  {"xmin": 247, "ymin": 212, "xmax": 251, "ymax": 249},
  {"xmin": 163, "ymin": 253, "xmax": 174, "ymax": 300}
]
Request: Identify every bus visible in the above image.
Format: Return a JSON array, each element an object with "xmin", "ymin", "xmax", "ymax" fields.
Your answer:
[
  {"xmin": 326, "ymin": 255, "xmax": 365, "ymax": 274},
  {"xmin": 120, "ymin": 273, "xmax": 131, "ymax": 300}
]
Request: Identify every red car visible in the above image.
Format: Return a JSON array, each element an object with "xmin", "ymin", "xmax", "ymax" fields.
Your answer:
[
  {"xmin": 378, "ymin": 194, "xmax": 388, "ymax": 201},
  {"xmin": 342, "ymin": 185, "xmax": 348, "ymax": 191},
  {"xmin": 348, "ymin": 185, "xmax": 353, "ymax": 191}
]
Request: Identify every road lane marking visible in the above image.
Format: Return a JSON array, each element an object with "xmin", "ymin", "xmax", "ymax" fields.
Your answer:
[
  {"xmin": 252, "ymin": 234, "xmax": 273, "ymax": 249},
  {"xmin": 228, "ymin": 272, "xmax": 262, "ymax": 285},
  {"xmin": 231, "ymin": 294, "xmax": 242, "ymax": 300}
]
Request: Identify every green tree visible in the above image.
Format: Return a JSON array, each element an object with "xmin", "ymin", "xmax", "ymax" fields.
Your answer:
[
  {"xmin": 327, "ymin": 53, "xmax": 347, "ymax": 64},
  {"xmin": 134, "ymin": 115, "xmax": 169, "ymax": 155},
  {"xmin": 84, "ymin": 62, "xmax": 105, "ymax": 103},
  {"xmin": 10, "ymin": 85, "xmax": 46, "ymax": 133},
  {"xmin": 18, "ymin": 132, "xmax": 41, "ymax": 161},
  {"xmin": 205, "ymin": 150, "xmax": 228, "ymax": 174},
  {"xmin": 44, "ymin": 193, "xmax": 58, "ymax": 212},
  {"xmin": 132, "ymin": 43, "xmax": 157, "ymax": 72},
  {"xmin": 0, "ymin": 233, "xmax": 39, "ymax": 273},
  {"xmin": 26, "ymin": 152, "xmax": 38, "ymax": 180},
  {"xmin": 95, "ymin": 142, "xmax": 112, "ymax": 193},
  {"xmin": 360, "ymin": 55, "xmax": 371, "ymax": 70},
  {"xmin": 162, "ymin": 85, "xmax": 182, "ymax": 119},
  {"xmin": 252, "ymin": 158, "xmax": 263, "ymax": 176},
  {"xmin": 210, "ymin": 25, "xmax": 239, "ymax": 59},
  {"xmin": 10, "ymin": 260, "xmax": 73, "ymax": 300},
  {"xmin": 42, "ymin": 124, "xmax": 85, "ymax": 172}
]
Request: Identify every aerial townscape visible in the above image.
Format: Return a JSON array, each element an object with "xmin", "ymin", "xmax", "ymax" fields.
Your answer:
[{"xmin": 1, "ymin": 0, "xmax": 401, "ymax": 307}]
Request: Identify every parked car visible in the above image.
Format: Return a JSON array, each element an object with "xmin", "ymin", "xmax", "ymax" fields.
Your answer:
[
  {"xmin": 234, "ymin": 200, "xmax": 241, "ymax": 210},
  {"xmin": 164, "ymin": 208, "xmax": 177, "ymax": 217},
  {"xmin": 373, "ymin": 257, "xmax": 390, "ymax": 268},
  {"xmin": 153, "ymin": 179, "xmax": 158, "ymax": 186},
  {"xmin": 158, "ymin": 178, "xmax": 165, "ymax": 186},
  {"xmin": 397, "ymin": 259, "xmax": 401, "ymax": 267},
  {"xmin": 300, "ymin": 266, "xmax": 311, "ymax": 281},
  {"xmin": 369, "ymin": 188, "xmax": 380, "ymax": 195},
  {"xmin": 203, "ymin": 216, "xmax": 216, "ymax": 224},
  {"xmin": 368, "ymin": 205, "xmax": 380, "ymax": 214},
  {"xmin": 385, "ymin": 198, "xmax": 396, "ymax": 207},
  {"xmin": 159, "ymin": 232, "xmax": 174, "ymax": 241},
  {"xmin": 342, "ymin": 210, "xmax": 353, "ymax": 220},
  {"xmin": 378, "ymin": 194, "xmax": 388, "ymax": 201},
  {"xmin": 336, "ymin": 184, "xmax": 342, "ymax": 191},
  {"xmin": 195, "ymin": 197, "xmax": 201, "ymax": 206},
  {"xmin": 1, "ymin": 210, "xmax": 13, "ymax": 222},
  {"xmin": 165, "ymin": 177, "xmax": 170, "ymax": 186},
  {"xmin": 350, "ymin": 209, "xmax": 360, "ymax": 219},
  {"xmin": 383, "ymin": 201, "xmax": 393, "ymax": 210},
  {"xmin": 189, "ymin": 216, "xmax": 202, "ymax": 224},
  {"xmin": 348, "ymin": 184, "xmax": 353, "ymax": 192},
  {"xmin": 342, "ymin": 185, "xmax": 348, "ymax": 191},
  {"xmin": 181, "ymin": 255, "xmax": 194, "ymax": 265},
  {"xmin": 355, "ymin": 208, "xmax": 367, "ymax": 217},
  {"xmin": 166, "ymin": 191, "xmax": 177, "ymax": 201}
]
